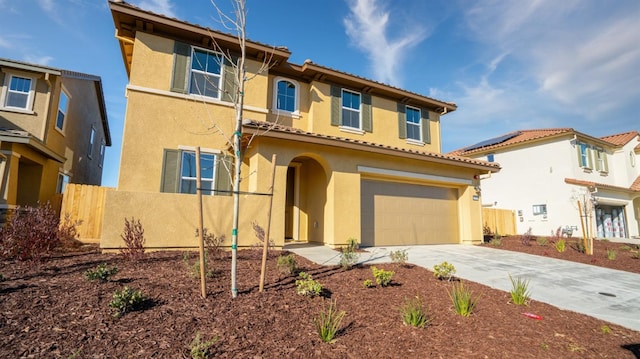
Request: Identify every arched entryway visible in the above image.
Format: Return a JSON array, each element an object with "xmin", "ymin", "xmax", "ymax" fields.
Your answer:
[{"xmin": 285, "ymin": 156, "xmax": 328, "ymax": 244}]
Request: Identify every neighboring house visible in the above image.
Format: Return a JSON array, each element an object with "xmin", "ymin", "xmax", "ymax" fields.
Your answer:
[
  {"xmin": 450, "ymin": 129, "xmax": 640, "ymax": 239},
  {"xmin": 0, "ymin": 58, "xmax": 110, "ymax": 217},
  {"xmin": 102, "ymin": 1, "xmax": 498, "ymax": 250}
]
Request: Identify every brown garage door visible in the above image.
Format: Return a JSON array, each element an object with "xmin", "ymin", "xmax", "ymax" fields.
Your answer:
[{"xmin": 360, "ymin": 179, "xmax": 459, "ymax": 246}]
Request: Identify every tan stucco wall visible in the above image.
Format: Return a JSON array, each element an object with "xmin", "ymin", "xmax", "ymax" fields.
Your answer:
[
  {"xmin": 101, "ymin": 190, "xmax": 270, "ymax": 250},
  {"xmin": 0, "ymin": 70, "xmax": 52, "ymax": 141}
]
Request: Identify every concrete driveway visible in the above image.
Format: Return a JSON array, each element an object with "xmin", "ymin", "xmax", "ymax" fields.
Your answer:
[{"xmin": 286, "ymin": 243, "xmax": 640, "ymax": 332}]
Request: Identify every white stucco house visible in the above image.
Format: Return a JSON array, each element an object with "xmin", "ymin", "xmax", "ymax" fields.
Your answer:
[{"xmin": 450, "ymin": 128, "xmax": 640, "ymax": 239}]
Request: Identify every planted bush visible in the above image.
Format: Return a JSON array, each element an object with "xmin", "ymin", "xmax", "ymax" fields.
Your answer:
[
  {"xmin": 521, "ymin": 227, "xmax": 534, "ymax": 246},
  {"xmin": 433, "ymin": 261, "xmax": 456, "ymax": 281},
  {"xmin": 399, "ymin": 296, "xmax": 430, "ymax": 328},
  {"xmin": 0, "ymin": 203, "xmax": 60, "ymax": 262},
  {"xmin": 109, "ymin": 286, "xmax": 147, "ymax": 317},
  {"xmin": 362, "ymin": 279, "xmax": 374, "ymax": 288},
  {"xmin": 449, "ymin": 282, "xmax": 478, "ymax": 317},
  {"xmin": 295, "ymin": 272, "xmax": 323, "ymax": 297},
  {"xmin": 314, "ymin": 300, "xmax": 346, "ymax": 343},
  {"xmin": 85, "ymin": 263, "xmax": 119, "ymax": 283},
  {"xmin": 339, "ymin": 238, "xmax": 359, "ymax": 270},
  {"xmin": 606, "ymin": 249, "xmax": 616, "ymax": 261},
  {"xmin": 389, "ymin": 249, "xmax": 408, "ymax": 265},
  {"xmin": 182, "ymin": 252, "xmax": 215, "ymax": 279},
  {"xmin": 189, "ymin": 331, "xmax": 218, "ymax": 359},
  {"xmin": 372, "ymin": 266, "xmax": 394, "ymax": 287},
  {"xmin": 276, "ymin": 253, "xmax": 298, "ymax": 275},
  {"xmin": 120, "ymin": 217, "xmax": 145, "ymax": 261},
  {"xmin": 509, "ymin": 274, "xmax": 531, "ymax": 305},
  {"xmin": 554, "ymin": 239, "xmax": 566, "ymax": 253}
]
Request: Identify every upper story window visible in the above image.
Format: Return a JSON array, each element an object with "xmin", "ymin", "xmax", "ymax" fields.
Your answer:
[
  {"xmin": 99, "ymin": 141, "xmax": 106, "ymax": 168},
  {"xmin": 180, "ymin": 150, "xmax": 216, "ymax": 195},
  {"xmin": 487, "ymin": 154, "xmax": 495, "ymax": 162},
  {"xmin": 2, "ymin": 74, "xmax": 35, "ymax": 111},
  {"xmin": 532, "ymin": 204, "xmax": 547, "ymax": 216},
  {"xmin": 189, "ymin": 48, "xmax": 223, "ymax": 99},
  {"xmin": 594, "ymin": 147, "xmax": 608, "ymax": 172},
  {"xmin": 405, "ymin": 106, "xmax": 422, "ymax": 141},
  {"xmin": 56, "ymin": 89, "xmax": 69, "ymax": 131},
  {"xmin": 88, "ymin": 126, "xmax": 95, "ymax": 159},
  {"xmin": 275, "ymin": 78, "xmax": 298, "ymax": 113},
  {"xmin": 341, "ymin": 89, "xmax": 361, "ymax": 129},
  {"xmin": 577, "ymin": 142, "xmax": 591, "ymax": 169}
]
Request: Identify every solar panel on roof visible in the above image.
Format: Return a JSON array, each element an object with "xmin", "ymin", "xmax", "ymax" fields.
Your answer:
[{"xmin": 462, "ymin": 131, "xmax": 520, "ymax": 151}]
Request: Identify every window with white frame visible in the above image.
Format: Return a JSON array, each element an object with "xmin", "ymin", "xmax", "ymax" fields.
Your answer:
[
  {"xmin": 405, "ymin": 106, "xmax": 422, "ymax": 141},
  {"xmin": 99, "ymin": 141, "xmax": 106, "ymax": 168},
  {"xmin": 88, "ymin": 127, "xmax": 95, "ymax": 159},
  {"xmin": 594, "ymin": 148, "xmax": 608, "ymax": 172},
  {"xmin": 341, "ymin": 89, "xmax": 361, "ymax": 129},
  {"xmin": 56, "ymin": 173, "xmax": 69, "ymax": 194},
  {"xmin": 578, "ymin": 142, "xmax": 590, "ymax": 168},
  {"xmin": 189, "ymin": 48, "xmax": 223, "ymax": 99},
  {"xmin": 275, "ymin": 78, "xmax": 297, "ymax": 113},
  {"xmin": 56, "ymin": 89, "xmax": 69, "ymax": 131},
  {"xmin": 180, "ymin": 150, "xmax": 216, "ymax": 195},
  {"xmin": 532, "ymin": 204, "xmax": 547, "ymax": 216},
  {"xmin": 2, "ymin": 74, "xmax": 35, "ymax": 111}
]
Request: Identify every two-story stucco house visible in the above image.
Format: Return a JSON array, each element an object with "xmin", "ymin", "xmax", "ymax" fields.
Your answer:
[
  {"xmin": 0, "ymin": 58, "xmax": 111, "ymax": 218},
  {"xmin": 451, "ymin": 129, "xmax": 640, "ymax": 239},
  {"xmin": 102, "ymin": 1, "xmax": 499, "ymax": 250}
]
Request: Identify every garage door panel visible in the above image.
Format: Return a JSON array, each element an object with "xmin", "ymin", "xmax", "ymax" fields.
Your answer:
[{"xmin": 361, "ymin": 180, "xmax": 458, "ymax": 246}]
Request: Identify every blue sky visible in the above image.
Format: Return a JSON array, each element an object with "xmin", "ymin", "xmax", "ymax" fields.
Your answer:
[{"xmin": 1, "ymin": 0, "xmax": 639, "ymax": 187}]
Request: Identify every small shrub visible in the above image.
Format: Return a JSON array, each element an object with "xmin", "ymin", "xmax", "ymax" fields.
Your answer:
[
  {"xmin": 572, "ymin": 240, "xmax": 586, "ymax": 254},
  {"xmin": 521, "ymin": 227, "xmax": 534, "ymax": 246},
  {"xmin": 362, "ymin": 279, "xmax": 374, "ymax": 288},
  {"xmin": 618, "ymin": 245, "xmax": 632, "ymax": 251},
  {"xmin": 509, "ymin": 274, "xmax": 531, "ymax": 305},
  {"xmin": 276, "ymin": 253, "xmax": 298, "ymax": 275},
  {"xmin": 189, "ymin": 331, "xmax": 218, "ymax": 359},
  {"xmin": 536, "ymin": 237, "xmax": 548, "ymax": 246},
  {"xmin": 371, "ymin": 266, "xmax": 394, "ymax": 287},
  {"xmin": 339, "ymin": 238, "xmax": 359, "ymax": 270},
  {"xmin": 109, "ymin": 286, "xmax": 147, "ymax": 317},
  {"xmin": 58, "ymin": 213, "xmax": 82, "ymax": 246},
  {"xmin": 449, "ymin": 282, "xmax": 478, "ymax": 317},
  {"xmin": 550, "ymin": 226, "xmax": 562, "ymax": 242},
  {"xmin": 85, "ymin": 263, "xmax": 119, "ymax": 283},
  {"xmin": 554, "ymin": 239, "xmax": 566, "ymax": 253},
  {"xmin": 399, "ymin": 296, "xmax": 430, "ymax": 328},
  {"xmin": 600, "ymin": 325, "xmax": 611, "ymax": 334},
  {"xmin": 490, "ymin": 237, "xmax": 502, "ymax": 246},
  {"xmin": 389, "ymin": 249, "xmax": 408, "ymax": 265},
  {"xmin": 314, "ymin": 300, "xmax": 346, "ymax": 343},
  {"xmin": 0, "ymin": 203, "xmax": 60, "ymax": 262},
  {"xmin": 196, "ymin": 227, "xmax": 225, "ymax": 259},
  {"xmin": 182, "ymin": 252, "xmax": 215, "ymax": 279},
  {"xmin": 606, "ymin": 249, "xmax": 616, "ymax": 261},
  {"xmin": 632, "ymin": 245, "xmax": 640, "ymax": 259},
  {"xmin": 295, "ymin": 272, "xmax": 323, "ymax": 297},
  {"xmin": 119, "ymin": 217, "xmax": 145, "ymax": 261},
  {"xmin": 433, "ymin": 261, "xmax": 456, "ymax": 281}
]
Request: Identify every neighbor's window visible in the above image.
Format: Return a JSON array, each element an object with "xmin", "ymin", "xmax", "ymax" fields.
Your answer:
[
  {"xmin": 56, "ymin": 173, "xmax": 69, "ymax": 194},
  {"xmin": 3, "ymin": 74, "xmax": 34, "ymax": 110},
  {"xmin": 88, "ymin": 127, "xmax": 95, "ymax": 158},
  {"xmin": 487, "ymin": 154, "xmax": 495, "ymax": 162},
  {"xmin": 56, "ymin": 90, "xmax": 69, "ymax": 131},
  {"xmin": 578, "ymin": 142, "xmax": 591, "ymax": 168},
  {"xmin": 341, "ymin": 89, "xmax": 361, "ymax": 129},
  {"xmin": 99, "ymin": 141, "xmax": 106, "ymax": 168},
  {"xmin": 180, "ymin": 150, "xmax": 216, "ymax": 195},
  {"xmin": 405, "ymin": 106, "xmax": 422, "ymax": 141},
  {"xmin": 189, "ymin": 48, "xmax": 222, "ymax": 99},
  {"xmin": 275, "ymin": 78, "xmax": 297, "ymax": 113},
  {"xmin": 594, "ymin": 148, "xmax": 608, "ymax": 172},
  {"xmin": 532, "ymin": 204, "xmax": 547, "ymax": 216}
]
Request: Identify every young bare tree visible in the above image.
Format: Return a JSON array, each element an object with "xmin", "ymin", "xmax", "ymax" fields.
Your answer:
[{"xmin": 198, "ymin": 0, "xmax": 279, "ymax": 298}]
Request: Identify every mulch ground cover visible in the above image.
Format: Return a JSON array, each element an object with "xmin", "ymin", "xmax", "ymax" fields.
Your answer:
[{"xmin": 1, "ymin": 241, "xmax": 640, "ymax": 358}]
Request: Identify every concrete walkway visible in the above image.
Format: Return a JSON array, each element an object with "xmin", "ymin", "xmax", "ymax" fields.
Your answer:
[{"xmin": 285, "ymin": 242, "xmax": 640, "ymax": 332}]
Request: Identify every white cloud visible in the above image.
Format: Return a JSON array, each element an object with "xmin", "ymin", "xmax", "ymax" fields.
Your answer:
[
  {"xmin": 461, "ymin": 0, "xmax": 640, "ymax": 122},
  {"xmin": 0, "ymin": 37, "xmax": 11, "ymax": 49},
  {"xmin": 343, "ymin": 0, "xmax": 427, "ymax": 87},
  {"xmin": 136, "ymin": 0, "xmax": 176, "ymax": 17},
  {"xmin": 37, "ymin": 0, "xmax": 54, "ymax": 12},
  {"xmin": 24, "ymin": 55, "xmax": 54, "ymax": 66}
]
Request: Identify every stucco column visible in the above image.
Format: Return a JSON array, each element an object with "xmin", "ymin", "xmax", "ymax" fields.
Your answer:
[
  {"xmin": 0, "ymin": 150, "xmax": 20, "ymax": 206},
  {"xmin": 458, "ymin": 185, "xmax": 483, "ymax": 244},
  {"xmin": 326, "ymin": 170, "xmax": 361, "ymax": 247}
]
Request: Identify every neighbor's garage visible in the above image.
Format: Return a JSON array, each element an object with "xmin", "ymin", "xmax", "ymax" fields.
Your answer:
[{"xmin": 360, "ymin": 179, "xmax": 459, "ymax": 246}]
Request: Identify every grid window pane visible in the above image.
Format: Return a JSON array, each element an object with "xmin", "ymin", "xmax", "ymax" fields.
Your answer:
[
  {"xmin": 190, "ymin": 49, "xmax": 222, "ymax": 98},
  {"xmin": 341, "ymin": 90, "xmax": 360, "ymax": 128},
  {"xmin": 406, "ymin": 107, "xmax": 421, "ymax": 141},
  {"xmin": 276, "ymin": 80, "xmax": 295, "ymax": 112},
  {"xmin": 180, "ymin": 151, "xmax": 216, "ymax": 195}
]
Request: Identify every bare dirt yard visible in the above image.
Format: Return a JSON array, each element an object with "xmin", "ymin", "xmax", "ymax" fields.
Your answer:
[{"xmin": 1, "ymin": 237, "xmax": 639, "ymax": 358}]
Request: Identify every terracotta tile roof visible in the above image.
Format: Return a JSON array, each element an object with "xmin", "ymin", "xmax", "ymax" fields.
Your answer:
[
  {"xmin": 565, "ymin": 178, "xmax": 640, "ymax": 193},
  {"xmin": 242, "ymin": 120, "xmax": 500, "ymax": 171},
  {"xmin": 631, "ymin": 176, "xmax": 640, "ymax": 191},
  {"xmin": 600, "ymin": 131, "xmax": 639, "ymax": 146},
  {"xmin": 449, "ymin": 128, "xmax": 574, "ymax": 156}
]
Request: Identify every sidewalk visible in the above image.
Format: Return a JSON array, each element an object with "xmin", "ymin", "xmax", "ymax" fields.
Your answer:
[{"xmin": 285, "ymin": 242, "xmax": 640, "ymax": 332}]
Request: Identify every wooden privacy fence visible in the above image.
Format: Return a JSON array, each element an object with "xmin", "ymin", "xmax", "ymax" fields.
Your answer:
[
  {"xmin": 60, "ymin": 184, "xmax": 113, "ymax": 243},
  {"xmin": 482, "ymin": 208, "xmax": 517, "ymax": 236}
]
